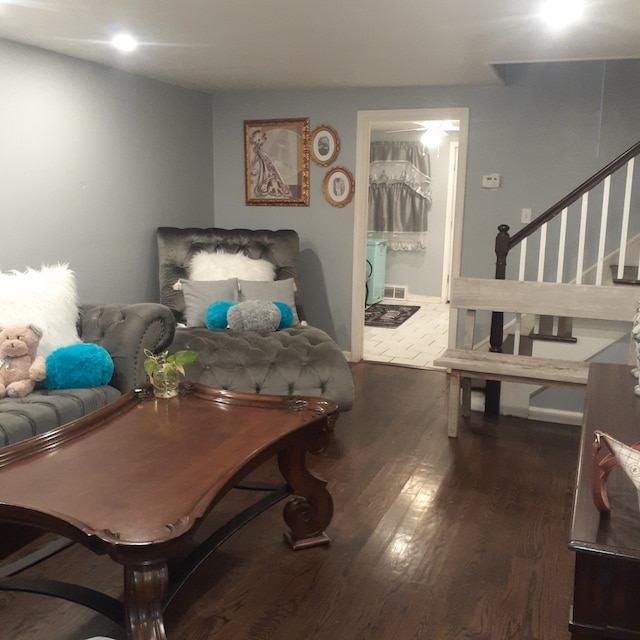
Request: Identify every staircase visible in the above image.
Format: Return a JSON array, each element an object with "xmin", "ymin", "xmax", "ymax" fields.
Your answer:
[{"xmin": 485, "ymin": 140, "xmax": 640, "ymax": 423}]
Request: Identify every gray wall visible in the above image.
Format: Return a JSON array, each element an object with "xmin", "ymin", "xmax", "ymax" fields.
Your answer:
[
  {"xmin": 211, "ymin": 90, "xmax": 359, "ymax": 348},
  {"xmin": 4, "ymin": 38, "xmax": 639, "ymax": 356},
  {"xmin": 0, "ymin": 39, "xmax": 214, "ymax": 304},
  {"xmin": 211, "ymin": 60, "xmax": 640, "ymax": 351}
]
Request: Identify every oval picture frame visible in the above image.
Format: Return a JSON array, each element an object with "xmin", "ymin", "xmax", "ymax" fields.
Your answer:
[
  {"xmin": 311, "ymin": 125, "xmax": 340, "ymax": 166},
  {"xmin": 322, "ymin": 167, "xmax": 354, "ymax": 208}
]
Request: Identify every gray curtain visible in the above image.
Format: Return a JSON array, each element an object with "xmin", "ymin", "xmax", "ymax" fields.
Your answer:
[{"xmin": 368, "ymin": 141, "xmax": 432, "ymax": 251}]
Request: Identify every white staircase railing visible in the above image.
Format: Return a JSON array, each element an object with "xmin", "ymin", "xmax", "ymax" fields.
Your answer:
[
  {"xmin": 487, "ymin": 139, "xmax": 640, "ymax": 418},
  {"xmin": 515, "ymin": 157, "xmax": 639, "ymax": 287}
]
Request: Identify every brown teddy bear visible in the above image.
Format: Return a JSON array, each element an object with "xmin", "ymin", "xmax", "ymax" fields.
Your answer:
[{"xmin": 0, "ymin": 324, "xmax": 47, "ymax": 398}]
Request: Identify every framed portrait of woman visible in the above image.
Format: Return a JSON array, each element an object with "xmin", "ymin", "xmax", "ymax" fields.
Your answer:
[{"xmin": 244, "ymin": 118, "xmax": 310, "ymax": 206}]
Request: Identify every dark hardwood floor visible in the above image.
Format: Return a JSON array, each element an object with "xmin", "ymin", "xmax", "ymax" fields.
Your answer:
[{"xmin": 0, "ymin": 363, "xmax": 579, "ymax": 639}]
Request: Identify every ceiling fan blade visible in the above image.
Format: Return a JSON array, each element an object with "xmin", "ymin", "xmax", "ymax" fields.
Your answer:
[{"xmin": 384, "ymin": 127, "xmax": 424, "ymax": 133}]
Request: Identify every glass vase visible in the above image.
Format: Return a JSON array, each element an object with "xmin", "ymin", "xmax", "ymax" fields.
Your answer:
[{"xmin": 152, "ymin": 367, "xmax": 179, "ymax": 399}]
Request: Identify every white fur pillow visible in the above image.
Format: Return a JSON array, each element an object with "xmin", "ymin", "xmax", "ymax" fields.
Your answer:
[
  {"xmin": 188, "ymin": 250, "xmax": 275, "ymax": 282},
  {"xmin": 0, "ymin": 263, "xmax": 81, "ymax": 357}
]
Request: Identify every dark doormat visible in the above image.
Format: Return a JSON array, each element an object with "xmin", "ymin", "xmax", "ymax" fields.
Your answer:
[{"xmin": 364, "ymin": 303, "xmax": 420, "ymax": 328}]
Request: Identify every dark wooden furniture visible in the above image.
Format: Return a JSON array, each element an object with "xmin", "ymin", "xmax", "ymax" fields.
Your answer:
[
  {"xmin": 570, "ymin": 362, "xmax": 640, "ymax": 639},
  {"xmin": 0, "ymin": 384, "xmax": 336, "ymax": 640}
]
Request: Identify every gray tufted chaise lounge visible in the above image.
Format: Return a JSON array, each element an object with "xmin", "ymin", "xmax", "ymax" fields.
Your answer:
[
  {"xmin": 157, "ymin": 227, "xmax": 354, "ymax": 414},
  {"xmin": 0, "ymin": 303, "xmax": 176, "ymax": 446}
]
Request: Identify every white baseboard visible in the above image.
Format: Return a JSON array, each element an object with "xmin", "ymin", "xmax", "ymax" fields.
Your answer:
[
  {"xmin": 470, "ymin": 390, "xmax": 485, "ymax": 412},
  {"xmin": 471, "ymin": 389, "xmax": 582, "ymax": 426},
  {"xmin": 379, "ymin": 294, "xmax": 443, "ymax": 304},
  {"xmin": 527, "ymin": 406, "xmax": 583, "ymax": 426},
  {"xmin": 407, "ymin": 294, "xmax": 444, "ymax": 304}
]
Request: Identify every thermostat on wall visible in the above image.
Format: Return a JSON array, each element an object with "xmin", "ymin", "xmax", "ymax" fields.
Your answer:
[{"xmin": 482, "ymin": 173, "xmax": 501, "ymax": 189}]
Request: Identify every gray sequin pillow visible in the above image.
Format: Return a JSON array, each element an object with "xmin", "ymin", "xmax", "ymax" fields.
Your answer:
[{"xmin": 227, "ymin": 300, "xmax": 281, "ymax": 332}]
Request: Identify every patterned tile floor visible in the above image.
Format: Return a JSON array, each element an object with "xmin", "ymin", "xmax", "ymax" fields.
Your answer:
[{"xmin": 363, "ymin": 298, "xmax": 450, "ymax": 369}]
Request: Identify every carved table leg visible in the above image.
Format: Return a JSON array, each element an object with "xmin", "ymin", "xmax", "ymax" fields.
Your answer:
[
  {"xmin": 278, "ymin": 442, "xmax": 333, "ymax": 550},
  {"xmin": 124, "ymin": 562, "xmax": 169, "ymax": 640},
  {"xmin": 325, "ymin": 413, "xmax": 339, "ymax": 431}
]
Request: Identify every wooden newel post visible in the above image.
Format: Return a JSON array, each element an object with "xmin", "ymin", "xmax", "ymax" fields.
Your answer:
[{"xmin": 486, "ymin": 224, "xmax": 511, "ymax": 416}]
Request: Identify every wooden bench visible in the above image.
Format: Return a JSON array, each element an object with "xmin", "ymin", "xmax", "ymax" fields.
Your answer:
[{"xmin": 434, "ymin": 277, "xmax": 636, "ymax": 437}]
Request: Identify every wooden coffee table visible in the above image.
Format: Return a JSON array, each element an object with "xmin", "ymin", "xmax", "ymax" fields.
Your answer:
[{"xmin": 0, "ymin": 384, "xmax": 337, "ymax": 640}]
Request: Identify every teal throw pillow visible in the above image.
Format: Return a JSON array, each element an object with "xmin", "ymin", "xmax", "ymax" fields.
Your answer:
[
  {"xmin": 44, "ymin": 343, "xmax": 114, "ymax": 389},
  {"xmin": 273, "ymin": 301, "xmax": 294, "ymax": 330},
  {"xmin": 205, "ymin": 300, "xmax": 236, "ymax": 329}
]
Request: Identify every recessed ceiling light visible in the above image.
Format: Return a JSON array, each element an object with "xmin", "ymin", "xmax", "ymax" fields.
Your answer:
[
  {"xmin": 540, "ymin": 0, "xmax": 584, "ymax": 28},
  {"xmin": 112, "ymin": 32, "xmax": 138, "ymax": 53}
]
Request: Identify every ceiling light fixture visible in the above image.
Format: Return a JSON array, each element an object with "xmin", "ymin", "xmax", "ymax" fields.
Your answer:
[
  {"xmin": 540, "ymin": 0, "xmax": 584, "ymax": 28},
  {"xmin": 112, "ymin": 32, "xmax": 138, "ymax": 53},
  {"xmin": 421, "ymin": 128, "xmax": 445, "ymax": 149}
]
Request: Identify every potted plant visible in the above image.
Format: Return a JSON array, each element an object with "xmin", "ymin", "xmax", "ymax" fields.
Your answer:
[{"xmin": 143, "ymin": 348, "xmax": 198, "ymax": 398}]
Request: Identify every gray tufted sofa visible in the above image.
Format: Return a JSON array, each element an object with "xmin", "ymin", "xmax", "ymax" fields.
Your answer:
[
  {"xmin": 0, "ymin": 303, "xmax": 176, "ymax": 446},
  {"xmin": 157, "ymin": 227, "xmax": 354, "ymax": 412}
]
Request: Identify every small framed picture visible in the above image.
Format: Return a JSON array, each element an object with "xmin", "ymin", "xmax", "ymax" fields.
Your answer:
[
  {"xmin": 244, "ymin": 118, "xmax": 310, "ymax": 206},
  {"xmin": 322, "ymin": 167, "xmax": 354, "ymax": 207},
  {"xmin": 310, "ymin": 125, "xmax": 340, "ymax": 166}
]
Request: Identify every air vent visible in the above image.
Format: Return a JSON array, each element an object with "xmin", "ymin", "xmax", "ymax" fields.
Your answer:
[{"xmin": 384, "ymin": 285, "xmax": 407, "ymax": 301}]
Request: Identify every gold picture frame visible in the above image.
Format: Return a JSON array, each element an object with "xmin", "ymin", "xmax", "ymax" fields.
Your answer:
[
  {"xmin": 244, "ymin": 118, "xmax": 310, "ymax": 206},
  {"xmin": 310, "ymin": 125, "xmax": 340, "ymax": 166},
  {"xmin": 322, "ymin": 167, "xmax": 354, "ymax": 208}
]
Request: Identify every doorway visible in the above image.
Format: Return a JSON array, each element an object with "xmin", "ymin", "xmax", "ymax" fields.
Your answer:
[{"xmin": 350, "ymin": 108, "xmax": 470, "ymax": 364}]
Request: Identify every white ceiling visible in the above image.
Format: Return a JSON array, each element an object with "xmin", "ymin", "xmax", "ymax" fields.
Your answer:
[{"xmin": 1, "ymin": 0, "xmax": 639, "ymax": 92}]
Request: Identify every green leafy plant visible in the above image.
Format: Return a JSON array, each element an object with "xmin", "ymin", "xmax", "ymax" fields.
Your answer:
[{"xmin": 143, "ymin": 348, "xmax": 198, "ymax": 385}]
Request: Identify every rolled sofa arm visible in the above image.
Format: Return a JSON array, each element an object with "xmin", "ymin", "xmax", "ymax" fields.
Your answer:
[{"xmin": 77, "ymin": 303, "xmax": 176, "ymax": 393}]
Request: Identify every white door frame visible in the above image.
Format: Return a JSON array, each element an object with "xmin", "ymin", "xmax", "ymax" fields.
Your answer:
[
  {"xmin": 350, "ymin": 107, "xmax": 470, "ymax": 362},
  {"xmin": 441, "ymin": 140, "xmax": 459, "ymax": 302}
]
